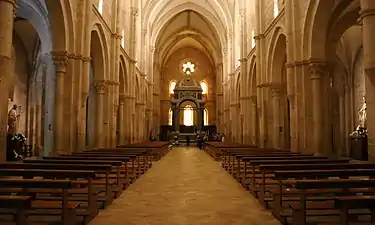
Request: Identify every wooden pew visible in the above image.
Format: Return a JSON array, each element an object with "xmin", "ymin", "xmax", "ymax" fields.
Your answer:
[
  {"xmin": 285, "ymin": 179, "xmax": 375, "ymax": 225},
  {"xmin": 58, "ymin": 154, "xmax": 141, "ymax": 179},
  {"xmin": 225, "ymin": 151, "xmax": 308, "ymax": 174},
  {"xmin": 0, "ymin": 195, "xmax": 32, "ymax": 225},
  {"xmin": 272, "ymin": 168, "xmax": 375, "ymax": 223},
  {"xmin": 0, "ymin": 178, "xmax": 78, "ymax": 225},
  {"xmin": 0, "ymin": 168, "xmax": 97, "ymax": 223},
  {"xmin": 26, "ymin": 158, "xmax": 127, "ymax": 192},
  {"xmin": 234, "ymin": 155, "xmax": 327, "ymax": 184},
  {"xmin": 203, "ymin": 142, "xmax": 256, "ymax": 160},
  {"xmin": 247, "ymin": 159, "xmax": 350, "ymax": 205},
  {"xmin": 116, "ymin": 141, "xmax": 170, "ymax": 160},
  {"xmin": 86, "ymin": 148, "xmax": 151, "ymax": 169},
  {"xmin": 77, "ymin": 151, "xmax": 147, "ymax": 174},
  {"xmin": 335, "ymin": 195, "xmax": 375, "ymax": 225},
  {"xmin": 0, "ymin": 163, "xmax": 115, "ymax": 208}
]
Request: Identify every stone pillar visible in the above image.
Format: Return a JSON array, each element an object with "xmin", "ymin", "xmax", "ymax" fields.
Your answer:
[
  {"xmin": 123, "ymin": 96, "xmax": 132, "ymax": 144},
  {"xmin": 251, "ymin": 95, "xmax": 258, "ymax": 146},
  {"xmin": 271, "ymin": 85, "xmax": 281, "ymax": 149},
  {"xmin": 118, "ymin": 94, "xmax": 125, "ymax": 145},
  {"xmin": 0, "ymin": 0, "xmax": 16, "ymax": 161},
  {"xmin": 94, "ymin": 80, "xmax": 106, "ymax": 147},
  {"xmin": 173, "ymin": 108, "xmax": 179, "ymax": 131},
  {"xmin": 309, "ymin": 63, "xmax": 325, "ymax": 154},
  {"xmin": 360, "ymin": 0, "xmax": 375, "ymax": 157},
  {"xmin": 52, "ymin": 52, "xmax": 68, "ymax": 155}
]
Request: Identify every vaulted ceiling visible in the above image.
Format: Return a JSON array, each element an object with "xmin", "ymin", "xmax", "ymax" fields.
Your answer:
[{"xmin": 156, "ymin": 10, "xmax": 221, "ymax": 67}]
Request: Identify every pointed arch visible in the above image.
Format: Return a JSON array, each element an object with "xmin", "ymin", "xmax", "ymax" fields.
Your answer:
[
  {"xmin": 183, "ymin": 105, "xmax": 194, "ymax": 126},
  {"xmin": 90, "ymin": 29, "xmax": 105, "ymax": 80},
  {"xmin": 204, "ymin": 108, "xmax": 208, "ymax": 125},
  {"xmin": 45, "ymin": 0, "xmax": 74, "ymax": 52},
  {"xmin": 119, "ymin": 55, "xmax": 127, "ymax": 95},
  {"xmin": 248, "ymin": 55, "xmax": 257, "ymax": 97},
  {"xmin": 200, "ymin": 80, "xmax": 208, "ymax": 95},
  {"xmin": 267, "ymin": 26, "xmax": 286, "ymax": 83},
  {"xmin": 91, "ymin": 23, "xmax": 109, "ymax": 80},
  {"xmin": 168, "ymin": 108, "xmax": 173, "ymax": 125},
  {"xmin": 303, "ymin": 0, "xmax": 354, "ymax": 60},
  {"xmin": 169, "ymin": 80, "xmax": 177, "ymax": 94}
]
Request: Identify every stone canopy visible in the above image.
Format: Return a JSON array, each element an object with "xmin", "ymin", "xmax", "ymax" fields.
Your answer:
[{"xmin": 174, "ymin": 75, "xmax": 203, "ymax": 93}]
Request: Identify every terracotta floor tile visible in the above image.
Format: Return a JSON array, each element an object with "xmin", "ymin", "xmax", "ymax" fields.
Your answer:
[{"xmin": 88, "ymin": 147, "xmax": 280, "ymax": 225}]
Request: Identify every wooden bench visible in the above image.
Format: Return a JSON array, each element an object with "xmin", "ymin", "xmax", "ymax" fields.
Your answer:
[
  {"xmin": 58, "ymin": 154, "xmax": 141, "ymax": 179},
  {"xmin": 223, "ymin": 149, "xmax": 300, "ymax": 172},
  {"xmin": 272, "ymin": 168, "xmax": 375, "ymax": 223},
  {"xmin": 248, "ymin": 159, "xmax": 350, "ymax": 205},
  {"xmin": 26, "ymin": 158, "xmax": 128, "ymax": 192},
  {"xmin": 0, "ymin": 168, "xmax": 97, "ymax": 223},
  {"xmin": 84, "ymin": 148, "xmax": 150, "ymax": 167},
  {"xmin": 0, "ymin": 195, "xmax": 32, "ymax": 225},
  {"xmin": 0, "ymin": 178, "xmax": 78, "ymax": 225},
  {"xmin": 0, "ymin": 163, "xmax": 115, "ymax": 208},
  {"xmin": 286, "ymin": 179, "xmax": 375, "ymax": 225},
  {"xmin": 76, "ymin": 151, "xmax": 147, "ymax": 174},
  {"xmin": 335, "ymin": 195, "xmax": 375, "ymax": 225}
]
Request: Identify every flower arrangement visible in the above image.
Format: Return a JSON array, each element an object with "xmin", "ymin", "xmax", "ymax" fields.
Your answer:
[
  {"xmin": 6, "ymin": 133, "xmax": 27, "ymax": 161},
  {"xmin": 350, "ymin": 127, "xmax": 367, "ymax": 139},
  {"xmin": 11, "ymin": 133, "xmax": 28, "ymax": 146}
]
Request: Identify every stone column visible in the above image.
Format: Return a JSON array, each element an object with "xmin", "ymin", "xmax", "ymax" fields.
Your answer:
[
  {"xmin": 52, "ymin": 52, "xmax": 68, "ymax": 155},
  {"xmin": 94, "ymin": 80, "xmax": 106, "ymax": 147},
  {"xmin": 271, "ymin": 85, "xmax": 281, "ymax": 149},
  {"xmin": 118, "ymin": 94, "xmax": 125, "ymax": 145},
  {"xmin": 0, "ymin": 0, "xmax": 16, "ymax": 161},
  {"xmin": 309, "ymin": 63, "xmax": 325, "ymax": 154},
  {"xmin": 360, "ymin": 0, "xmax": 375, "ymax": 157},
  {"xmin": 251, "ymin": 95, "xmax": 258, "ymax": 146},
  {"xmin": 123, "ymin": 96, "xmax": 132, "ymax": 144}
]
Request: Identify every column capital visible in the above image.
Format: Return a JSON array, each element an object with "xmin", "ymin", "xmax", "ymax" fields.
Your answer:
[
  {"xmin": 309, "ymin": 62, "xmax": 326, "ymax": 80},
  {"xmin": 94, "ymin": 80, "xmax": 106, "ymax": 94},
  {"xmin": 52, "ymin": 51, "xmax": 68, "ymax": 73},
  {"xmin": 119, "ymin": 94, "xmax": 126, "ymax": 105},
  {"xmin": 239, "ymin": 58, "xmax": 247, "ymax": 63},
  {"xmin": 131, "ymin": 7, "xmax": 138, "ymax": 16},
  {"xmin": 250, "ymin": 95, "xmax": 257, "ymax": 103}
]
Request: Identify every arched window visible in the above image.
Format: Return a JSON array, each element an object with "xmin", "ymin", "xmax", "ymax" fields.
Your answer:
[
  {"xmin": 200, "ymin": 81, "xmax": 208, "ymax": 95},
  {"xmin": 98, "ymin": 0, "xmax": 103, "ymax": 14},
  {"xmin": 121, "ymin": 30, "xmax": 125, "ymax": 48},
  {"xmin": 251, "ymin": 30, "xmax": 256, "ymax": 49},
  {"xmin": 168, "ymin": 108, "xmax": 173, "ymax": 125},
  {"xmin": 204, "ymin": 109, "xmax": 208, "ymax": 125},
  {"xmin": 273, "ymin": 0, "xmax": 279, "ymax": 18},
  {"xmin": 169, "ymin": 80, "xmax": 176, "ymax": 94},
  {"xmin": 183, "ymin": 105, "xmax": 194, "ymax": 126}
]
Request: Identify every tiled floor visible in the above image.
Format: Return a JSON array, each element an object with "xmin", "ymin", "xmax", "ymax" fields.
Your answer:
[{"xmin": 88, "ymin": 147, "xmax": 280, "ymax": 225}]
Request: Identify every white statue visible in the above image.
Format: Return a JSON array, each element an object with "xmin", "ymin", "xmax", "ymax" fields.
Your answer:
[{"xmin": 357, "ymin": 96, "xmax": 367, "ymax": 129}]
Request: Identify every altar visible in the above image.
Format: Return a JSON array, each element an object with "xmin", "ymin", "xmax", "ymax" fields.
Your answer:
[{"xmin": 170, "ymin": 75, "xmax": 205, "ymax": 132}]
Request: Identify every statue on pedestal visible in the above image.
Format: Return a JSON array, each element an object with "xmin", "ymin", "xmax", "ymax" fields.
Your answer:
[
  {"xmin": 7, "ymin": 104, "xmax": 19, "ymax": 134},
  {"xmin": 357, "ymin": 96, "xmax": 367, "ymax": 130}
]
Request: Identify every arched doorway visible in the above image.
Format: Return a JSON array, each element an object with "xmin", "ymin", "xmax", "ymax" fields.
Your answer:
[
  {"xmin": 86, "ymin": 27, "xmax": 106, "ymax": 147},
  {"xmin": 269, "ymin": 31, "xmax": 290, "ymax": 149}
]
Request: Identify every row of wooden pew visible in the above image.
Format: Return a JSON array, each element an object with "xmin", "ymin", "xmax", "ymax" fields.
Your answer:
[
  {"xmin": 0, "ymin": 142, "xmax": 172, "ymax": 225},
  {"xmin": 210, "ymin": 146, "xmax": 375, "ymax": 225},
  {"xmin": 203, "ymin": 141, "xmax": 256, "ymax": 160}
]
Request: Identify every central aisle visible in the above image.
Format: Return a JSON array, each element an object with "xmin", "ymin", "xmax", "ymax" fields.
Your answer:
[{"xmin": 89, "ymin": 147, "xmax": 280, "ymax": 225}]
